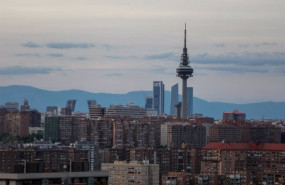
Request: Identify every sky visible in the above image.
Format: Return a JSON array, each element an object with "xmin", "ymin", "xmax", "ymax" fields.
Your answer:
[{"xmin": 0, "ymin": 0, "xmax": 284, "ymax": 103}]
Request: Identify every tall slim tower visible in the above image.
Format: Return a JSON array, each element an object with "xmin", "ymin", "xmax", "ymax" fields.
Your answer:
[
  {"xmin": 176, "ymin": 24, "xmax": 194, "ymax": 119},
  {"xmin": 187, "ymin": 87, "xmax": 193, "ymax": 116},
  {"xmin": 66, "ymin": 99, "xmax": 76, "ymax": 112},
  {"xmin": 153, "ymin": 81, "xmax": 164, "ymax": 115},
  {"xmin": 170, "ymin": 83, "xmax": 178, "ymax": 116}
]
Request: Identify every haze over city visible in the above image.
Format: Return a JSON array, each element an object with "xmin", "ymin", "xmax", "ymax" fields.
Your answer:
[{"xmin": 1, "ymin": 0, "xmax": 284, "ymax": 104}]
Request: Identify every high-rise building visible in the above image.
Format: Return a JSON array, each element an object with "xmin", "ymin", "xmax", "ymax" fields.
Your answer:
[
  {"xmin": 44, "ymin": 116, "xmax": 60, "ymax": 142},
  {"xmin": 175, "ymin": 102, "xmax": 181, "ymax": 118},
  {"xmin": 161, "ymin": 123, "xmax": 206, "ymax": 148},
  {"xmin": 145, "ymin": 96, "xmax": 153, "ymax": 109},
  {"xmin": 20, "ymin": 99, "xmax": 30, "ymax": 112},
  {"xmin": 201, "ymin": 142, "xmax": 285, "ymax": 185},
  {"xmin": 187, "ymin": 87, "xmax": 193, "ymax": 116},
  {"xmin": 46, "ymin": 106, "xmax": 58, "ymax": 115},
  {"xmin": 89, "ymin": 104, "xmax": 106, "ymax": 119},
  {"xmin": 153, "ymin": 81, "xmax": 164, "ymax": 115},
  {"xmin": 66, "ymin": 99, "xmax": 76, "ymax": 112},
  {"xmin": 87, "ymin": 100, "xmax": 97, "ymax": 109},
  {"xmin": 170, "ymin": 83, "xmax": 178, "ymax": 116},
  {"xmin": 176, "ymin": 24, "xmax": 194, "ymax": 119},
  {"xmin": 106, "ymin": 105, "xmax": 146, "ymax": 118},
  {"xmin": 4, "ymin": 102, "xmax": 19, "ymax": 112}
]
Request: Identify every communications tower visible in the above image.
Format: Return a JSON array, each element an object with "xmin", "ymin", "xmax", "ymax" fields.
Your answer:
[{"xmin": 176, "ymin": 23, "xmax": 194, "ymax": 119}]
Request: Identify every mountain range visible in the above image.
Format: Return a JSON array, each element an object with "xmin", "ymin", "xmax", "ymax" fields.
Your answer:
[{"xmin": 0, "ymin": 85, "xmax": 284, "ymax": 119}]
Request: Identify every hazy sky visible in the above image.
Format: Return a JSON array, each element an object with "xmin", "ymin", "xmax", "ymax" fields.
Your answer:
[{"xmin": 0, "ymin": 0, "xmax": 284, "ymax": 103}]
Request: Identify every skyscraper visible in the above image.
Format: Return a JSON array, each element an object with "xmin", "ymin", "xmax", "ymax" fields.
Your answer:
[
  {"xmin": 145, "ymin": 96, "xmax": 153, "ymax": 109},
  {"xmin": 153, "ymin": 81, "xmax": 164, "ymax": 115},
  {"xmin": 170, "ymin": 83, "xmax": 178, "ymax": 116},
  {"xmin": 176, "ymin": 24, "xmax": 194, "ymax": 119},
  {"xmin": 66, "ymin": 99, "xmax": 76, "ymax": 112},
  {"xmin": 187, "ymin": 87, "xmax": 193, "ymax": 117},
  {"xmin": 87, "ymin": 100, "xmax": 97, "ymax": 109}
]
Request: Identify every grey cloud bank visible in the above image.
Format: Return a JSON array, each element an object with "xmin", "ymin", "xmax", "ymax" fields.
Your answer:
[
  {"xmin": 21, "ymin": 42, "xmax": 41, "ymax": 48},
  {"xmin": 46, "ymin": 43, "xmax": 95, "ymax": 49},
  {"xmin": 47, "ymin": 53, "xmax": 64, "ymax": 57},
  {"xmin": 1, "ymin": 0, "xmax": 284, "ymax": 103},
  {"xmin": 0, "ymin": 66, "xmax": 61, "ymax": 75}
]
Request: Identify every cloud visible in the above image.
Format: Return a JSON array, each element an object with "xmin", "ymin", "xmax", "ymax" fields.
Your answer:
[
  {"xmin": 46, "ymin": 42, "xmax": 95, "ymax": 49},
  {"xmin": 255, "ymin": 42, "xmax": 278, "ymax": 47},
  {"xmin": 47, "ymin": 53, "xmax": 64, "ymax": 57},
  {"xmin": 214, "ymin": 43, "xmax": 226, "ymax": 47},
  {"xmin": 105, "ymin": 73, "xmax": 123, "ymax": 77},
  {"xmin": 197, "ymin": 66, "xmax": 269, "ymax": 74},
  {"xmin": 192, "ymin": 52, "xmax": 285, "ymax": 67},
  {"xmin": 237, "ymin": 44, "xmax": 250, "ymax": 48},
  {"xmin": 0, "ymin": 66, "xmax": 61, "ymax": 75},
  {"xmin": 144, "ymin": 52, "xmax": 178, "ymax": 61},
  {"xmin": 74, "ymin": 56, "xmax": 87, "ymax": 60},
  {"xmin": 102, "ymin": 44, "xmax": 114, "ymax": 50},
  {"xmin": 144, "ymin": 51, "xmax": 285, "ymax": 74},
  {"xmin": 21, "ymin": 42, "xmax": 41, "ymax": 48},
  {"xmin": 105, "ymin": 55, "xmax": 137, "ymax": 60},
  {"xmin": 15, "ymin": 53, "xmax": 42, "ymax": 57}
]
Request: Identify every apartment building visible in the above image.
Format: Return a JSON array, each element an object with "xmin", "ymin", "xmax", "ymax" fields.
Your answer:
[
  {"xmin": 101, "ymin": 160, "xmax": 159, "ymax": 185},
  {"xmin": 200, "ymin": 142, "xmax": 285, "ymax": 185}
]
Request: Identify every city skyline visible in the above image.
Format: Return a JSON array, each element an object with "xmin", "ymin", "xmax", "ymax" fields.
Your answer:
[{"xmin": 1, "ymin": 0, "xmax": 284, "ymax": 104}]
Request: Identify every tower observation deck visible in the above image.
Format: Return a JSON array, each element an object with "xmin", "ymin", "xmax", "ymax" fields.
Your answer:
[{"xmin": 176, "ymin": 23, "xmax": 194, "ymax": 119}]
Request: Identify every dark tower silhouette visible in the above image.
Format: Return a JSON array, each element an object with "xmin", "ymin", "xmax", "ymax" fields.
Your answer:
[
  {"xmin": 176, "ymin": 23, "xmax": 194, "ymax": 119},
  {"xmin": 66, "ymin": 99, "xmax": 76, "ymax": 112}
]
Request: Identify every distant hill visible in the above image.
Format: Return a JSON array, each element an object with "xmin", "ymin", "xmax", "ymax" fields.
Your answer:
[{"xmin": 0, "ymin": 85, "xmax": 284, "ymax": 119}]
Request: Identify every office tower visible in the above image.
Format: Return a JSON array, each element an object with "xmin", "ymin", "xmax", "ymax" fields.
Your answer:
[
  {"xmin": 170, "ymin": 83, "xmax": 178, "ymax": 116},
  {"xmin": 187, "ymin": 87, "xmax": 193, "ymax": 116},
  {"xmin": 44, "ymin": 116, "xmax": 60, "ymax": 142},
  {"xmin": 66, "ymin": 99, "xmax": 76, "ymax": 112},
  {"xmin": 145, "ymin": 96, "xmax": 153, "ymax": 109},
  {"xmin": 176, "ymin": 24, "xmax": 194, "ymax": 119},
  {"xmin": 153, "ymin": 81, "xmax": 164, "ymax": 115},
  {"xmin": 175, "ymin": 102, "xmax": 181, "ymax": 118},
  {"xmin": 87, "ymin": 100, "xmax": 97, "ymax": 109},
  {"xmin": 46, "ymin": 106, "xmax": 58, "ymax": 115},
  {"xmin": 101, "ymin": 160, "xmax": 159, "ymax": 185}
]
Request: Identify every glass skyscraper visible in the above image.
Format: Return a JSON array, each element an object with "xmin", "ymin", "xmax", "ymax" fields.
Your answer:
[
  {"xmin": 187, "ymin": 87, "xmax": 193, "ymax": 116},
  {"xmin": 170, "ymin": 83, "xmax": 178, "ymax": 116},
  {"xmin": 153, "ymin": 81, "xmax": 164, "ymax": 115}
]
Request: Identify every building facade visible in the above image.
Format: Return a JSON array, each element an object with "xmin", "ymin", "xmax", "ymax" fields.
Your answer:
[
  {"xmin": 161, "ymin": 122, "xmax": 206, "ymax": 148},
  {"xmin": 89, "ymin": 104, "xmax": 106, "ymax": 119},
  {"xmin": 201, "ymin": 142, "xmax": 285, "ymax": 185},
  {"xmin": 107, "ymin": 105, "xmax": 146, "ymax": 118},
  {"xmin": 223, "ymin": 110, "xmax": 246, "ymax": 121},
  {"xmin": 101, "ymin": 160, "xmax": 159, "ymax": 185}
]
